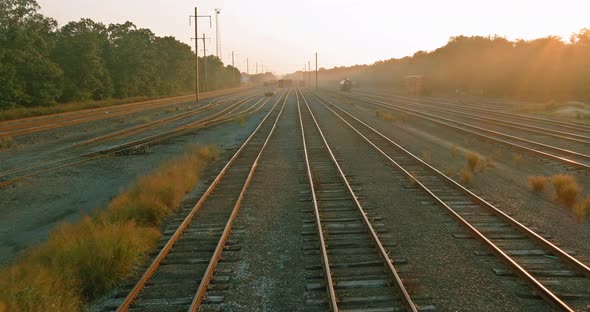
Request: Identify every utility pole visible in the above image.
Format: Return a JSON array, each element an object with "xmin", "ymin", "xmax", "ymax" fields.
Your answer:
[
  {"xmin": 308, "ymin": 60, "xmax": 311, "ymax": 88},
  {"xmin": 214, "ymin": 9, "xmax": 221, "ymax": 59},
  {"xmin": 303, "ymin": 64, "xmax": 305, "ymax": 82},
  {"xmin": 315, "ymin": 52, "xmax": 318, "ymax": 90},
  {"xmin": 189, "ymin": 8, "xmax": 211, "ymax": 103},
  {"xmin": 193, "ymin": 7, "xmax": 198, "ymax": 102}
]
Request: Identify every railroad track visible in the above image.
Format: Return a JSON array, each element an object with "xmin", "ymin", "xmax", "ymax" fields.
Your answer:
[
  {"xmin": 352, "ymin": 90, "xmax": 590, "ymax": 145},
  {"xmin": 356, "ymin": 89, "xmax": 590, "ymax": 133},
  {"xmin": 328, "ymin": 91, "xmax": 590, "ymax": 171},
  {"xmin": 308, "ymin": 90, "xmax": 590, "ymax": 311},
  {"xmin": 104, "ymin": 89, "xmax": 289, "ymax": 312},
  {"xmin": 297, "ymin": 89, "xmax": 433, "ymax": 311},
  {"xmin": 0, "ymin": 91, "xmax": 272, "ymax": 188},
  {"xmin": 0, "ymin": 87, "xmax": 249, "ymax": 137},
  {"xmin": 0, "ymin": 90, "xmax": 258, "ymax": 171}
]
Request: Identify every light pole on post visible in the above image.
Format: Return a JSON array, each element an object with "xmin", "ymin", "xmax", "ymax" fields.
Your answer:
[
  {"xmin": 315, "ymin": 52, "xmax": 318, "ymax": 90},
  {"xmin": 189, "ymin": 8, "xmax": 211, "ymax": 103}
]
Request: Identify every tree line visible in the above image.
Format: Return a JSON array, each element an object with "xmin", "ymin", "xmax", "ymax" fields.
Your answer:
[
  {"xmin": 318, "ymin": 30, "xmax": 590, "ymax": 102},
  {"xmin": 0, "ymin": 0, "xmax": 241, "ymax": 109}
]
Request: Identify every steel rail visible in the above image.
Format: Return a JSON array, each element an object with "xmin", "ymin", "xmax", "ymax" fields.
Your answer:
[
  {"xmin": 352, "ymin": 90, "xmax": 590, "ymax": 144},
  {"xmin": 299, "ymin": 89, "xmax": 418, "ymax": 312},
  {"xmin": 116, "ymin": 89, "xmax": 287, "ymax": 312},
  {"xmin": 0, "ymin": 93, "xmax": 263, "ymax": 180},
  {"xmin": 0, "ymin": 93, "xmax": 273, "ymax": 188},
  {"xmin": 312, "ymin": 91, "xmax": 589, "ymax": 311},
  {"xmin": 188, "ymin": 89, "xmax": 289, "ymax": 311},
  {"xmin": 0, "ymin": 91, "xmax": 259, "ymax": 176},
  {"xmin": 296, "ymin": 89, "xmax": 339, "ymax": 312},
  {"xmin": 360, "ymin": 89, "xmax": 590, "ymax": 132},
  {"xmin": 330, "ymin": 91, "xmax": 590, "ymax": 170},
  {"xmin": 0, "ymin": 87, "xmax": 250, "ymax": 135}
]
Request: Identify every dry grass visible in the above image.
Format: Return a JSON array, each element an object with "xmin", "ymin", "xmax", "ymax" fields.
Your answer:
[
  {"xmin": 0, "ymin": 136, "xmax": 14, "ymax": 150},
  {"xmin": 551, "ymin": 174, "xmax": 581, "ymax": 208},
  {"xmin": 460, "ymin": 168, "xmax": 473, "ymax": 184},
  {"xmin": 465, "ymin": 152, "xmax": 481, "ymax": 172},
  {"xmin": 376, "ymin": 111, "xmax": 397, "ymax": 123},
  {"xmin": 108, "ymin": 146, "xmax": 219, "ymax": 226},
  {"xmin": 0, "ymin": 145, "xmax": 218, "ymax": 310},
  {"xmin": 528, "ymin": 176, "xmax": 547, "ymax": 192},
  {"xmin": 443, "ymin": 167, "xmax": 455, "ymax": 177},
  {"xmin": 574, "ymin": 197, "xmax": 590, "ymax": 222}
]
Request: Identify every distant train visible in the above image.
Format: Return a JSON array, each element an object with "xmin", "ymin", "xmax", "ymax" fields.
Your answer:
[{"xmin": 339, "ymin": 79, "xmax": 352, "ymax": 91}]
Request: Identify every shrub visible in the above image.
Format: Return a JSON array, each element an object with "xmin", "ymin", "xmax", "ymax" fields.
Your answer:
[
  {"xmin": 551, "ymin": 174, "xmax": 581, "ymax": 207},
  {"xmin": 443, "ymin": 167, "xmax": 454, "ymax": 177},
  {"xmin": 465, "ymin": 152, "xmax": 481, "ymax": 172},
  {"xmin": 574, "ymin": 197, "xmax": 590, "ymax": 222},
  {"xmin": 460, "ymin": 168, "xmax": 473, "ymax": 184},
  {"xmin": 480, "ymin": 157, "xmax": 495, "ymax": 171},
  {"xmin": 528, "ymin": 176, "xmax": 547, "ymax": 192}
]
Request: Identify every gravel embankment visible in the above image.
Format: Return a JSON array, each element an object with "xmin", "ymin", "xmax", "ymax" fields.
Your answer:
[{"xmin": 222, "ymin": 94, "xmax": 317, "ymax": 311}]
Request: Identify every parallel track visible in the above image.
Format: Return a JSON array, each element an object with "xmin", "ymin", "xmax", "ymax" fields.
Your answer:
[
  {"xmin": 310, "ymin": 90, "xmax": 590, "ymax": 311},
  {"xmin": 0, "ymin": 87, "xmax": 248, "ymax": 137},
  {"xmin": 297, "ymin": 89, "xmax": 429, "ymax": 311},
  {"xmin": 113, "ymin": 89, "xmax": 288, "ymax": 312},
  {"xmin": 0, "ymin": 91, "xmax": 269, "ymax": 188},
  {"xmin": 352, "ymin": 90, "xmax": 590, "ymax": 144},
  {"xmin": 357, "ymin": 89, "xmax": 590, "ymax": 133},
  {"xmin": 329, "ymin": 91, "xmax": 590, "ymax": 171}
]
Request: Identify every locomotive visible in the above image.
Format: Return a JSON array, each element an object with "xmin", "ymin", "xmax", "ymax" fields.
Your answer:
[{"xmin": 339, "ymin": 79, "xmax": 352, "ymax": 91}]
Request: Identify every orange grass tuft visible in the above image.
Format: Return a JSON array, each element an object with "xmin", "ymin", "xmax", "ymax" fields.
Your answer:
[
  {"xmin": 528, "ymin": 176, "xmax": 547, "ymax": 192},
  {"xmin": 551, "ymin": 174, "xmax": 581, "ymax": 208}
]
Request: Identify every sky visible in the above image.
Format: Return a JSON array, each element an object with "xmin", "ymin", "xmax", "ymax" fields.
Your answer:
[{"xmin": 38, "ymin": 0, "xmax": 590, "ymax": 75}]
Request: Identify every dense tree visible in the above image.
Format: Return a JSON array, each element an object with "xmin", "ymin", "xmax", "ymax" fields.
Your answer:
[
  {"xmin": 0, "ymin": 0, "xmax": 62, "ymax": 108},
  {"xmin": 313, "ymin": 30, "xmax": 590, "ymax": 102},
  {"xmin": 0, "ymin": 0, "xmax": 242, "ymax": 109},
  {"xmin": 52, "ymin": 19, "xmax": 113, "ymax": 101}
]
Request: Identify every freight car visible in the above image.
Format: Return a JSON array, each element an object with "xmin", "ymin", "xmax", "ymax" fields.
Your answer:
[
  {"xmin": 404, "ymin": 75, "xmax": 428, "ymax": 95},
  {"xmin": 339, "ymin": 79, "xmax": 352, "ymax": 91}
]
